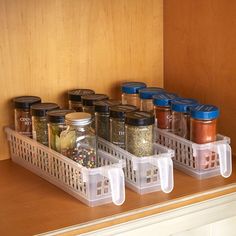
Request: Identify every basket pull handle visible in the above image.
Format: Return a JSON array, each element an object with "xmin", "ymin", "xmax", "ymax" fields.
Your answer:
[{"xmin": 216, "ymin": 143, "xmax": 232, "ymax": 178}]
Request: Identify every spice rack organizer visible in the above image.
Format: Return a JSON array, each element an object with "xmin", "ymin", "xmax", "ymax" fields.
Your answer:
[
  {"xmin": 5, "ymin": 127, "xmax": 125, "ymax": 207},
  {"xmin": 156, "ymin": 128, "xmax": 232, "ymax": 179},
  {"xmin": 98, "ymin": 138, "xmax": 174, "ymax": 194}
]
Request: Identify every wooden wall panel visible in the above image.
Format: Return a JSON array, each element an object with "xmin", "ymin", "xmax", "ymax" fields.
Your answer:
[
  {"xmin": 0, "ymin": 0, "xmax": 163, "ymax": 160},
  {"xmin": 164, "ymin": 0, "xmax": 236, "ymax": 154}
]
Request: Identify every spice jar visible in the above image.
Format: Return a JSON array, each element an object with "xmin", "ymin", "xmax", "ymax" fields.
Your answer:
[
  {"xmin": 153, "ymin": 93, "xmax": 178, "ymax": 130},
  {"xmin": 13, "ymin": 96, "xmax": 41, "ymax": 137},
  {"xmin": 31, "ymin": 103, "xmax": 59, "ymax": 146},
  {"xmin": 139, "ymin": 87, "xmax": 165, "ymax": 112},
  {"xmin": 60, "ymin": 112, "xmax": 97, "ymax": 168},
  {"xmin": 125, "ymin": 111, "xmax": 155, "ymax": 157},
  {"xmin": 121, "ymin": 82, "xmax": 146, "ymax": 108},
  {"xmin": 110, "ymin": 105, "xmax": 138, "ymax": 148},
  {"xmin": 47, "ymin": 109, "xmax": 74, "ymax": 152},
  {"xmin": 171, "ymin": 98, "xmax": 198, "ymax": 139},
  {"xmin": 190, "ymin": 104, "xmax": 219, "ymax": 144},
  {"xmin": 94, "ymin": 99, "xmax": 121, "ymax": 141},
  {"xmin": 68, "ymin": 89, "xmax": 95, "ymax": 112}
]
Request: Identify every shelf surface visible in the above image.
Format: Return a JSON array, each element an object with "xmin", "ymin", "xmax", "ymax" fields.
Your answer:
[{"xmin": 0, "ymin": 158, "xmax": 236, "ymax": 236}]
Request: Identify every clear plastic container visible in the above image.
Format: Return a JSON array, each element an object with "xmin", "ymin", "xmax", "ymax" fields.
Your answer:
[
  {"xmin": 94, "ymin": 99, "xmax": 121, "ymax": 141},
  {"xmin": 121, "ymin": 82, "xmax": 146, "ymax": 108},
  {"xmin": 68, "ymin": 89, "xmax": 95, "ymax": 112},
  {"xmin": 31, "ymin": 103, "xmax": 59, "ymax": 146},
  {"xmin": 139, "ymin": 87, "xmax": 165, "ymax": 112},
  {"xmin": 125, "ymin": 111, "xmax": 155, "ymax": 157},
  {"xmin": 153, "ymin": 93, "xmax": 178, "ymax": 130},
  {"xmin": 13, "ymin": 96, "xmax": 41, "ymax": 137},
  {"xmin": 60, "ymin": 112, "xmax": 97, "ymax": 168}
]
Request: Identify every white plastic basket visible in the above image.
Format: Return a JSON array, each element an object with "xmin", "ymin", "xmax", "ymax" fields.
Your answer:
[
  {"xmin": 98, "ymin": 138, "xmax": 174, "ymax": 194},
  {"xmin": 156, "ymin": 128, "xmax": 232, "ymax": 179},
  {"xmin": 5, "ymin": 127, "xmax": 125, "ymax": 207}
]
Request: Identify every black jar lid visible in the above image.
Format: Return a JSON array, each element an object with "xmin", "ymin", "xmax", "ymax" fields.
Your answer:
[
  {"xmin": 31, "ymin": 103, "xmax": 60, "ymax": 117},
  {"xmin": 125, "ymin": 111, "xmax": 155, "ymax": 126},
  {"xmin": 94, "ymin": 99, "xmax": 121, "ymax": 113},
  {"xmin": 81, "ymin": 94, "xmax": 109, "ymax": 106},
  {"xmin": 13, "ymin": 96, "xmax": 41, "ymax": 109},
  {"xmin": 68, "ymin": 89, "xmax": 95, "ymax": 102},
  {"xmin": 47, "ymin": 109, "xmax": 75, "ymax": 123},
  {"xmin": 110, "ymin": 105, "xmax": 138, "ymax": 118}
]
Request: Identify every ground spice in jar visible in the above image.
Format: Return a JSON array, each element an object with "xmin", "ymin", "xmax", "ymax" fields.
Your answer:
[
  {"xmin": 110, "ymin": 105, "xmax": 138, "ymax": 148},
  {"xmin": 13, "ymin": 96, "xmax": 41, "ymax": 137},
  {"xmin": 68, "ymin": 89, "xmax": 95, "ymax": 112},
  {"xmin": 31, "ymin": 103, "xmax": 59, "ymax": 146},
  {"xmin": 125, "ymin": 111, "xmax": 155, "ymax": 157}
]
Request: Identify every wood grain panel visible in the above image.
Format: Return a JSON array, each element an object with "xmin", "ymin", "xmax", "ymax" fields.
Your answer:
[
  {"xmin": 0, "ymin": 0, "xmax": 163, "ymax": 160},
  {"xmin": 164, "ymin": 0, "xmax": 236, "ymax": 154}
]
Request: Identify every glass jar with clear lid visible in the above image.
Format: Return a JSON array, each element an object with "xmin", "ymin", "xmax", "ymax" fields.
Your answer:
[
  {"xmin": 110, "ymin": 105, "xmax": 137, "ymax": 148},
  {"xmin": 31, "ymin": 103, "xmax": 59, "ymax": 146},
  {"xmin": 60, "ymin": 112, "xmax": 97, "ymax": 168},
  {"xmin": 171, "ymin": 98, "xmax": 198, "ymax": 139},
  {"xmin": 68, "ymin": 89, "xmax": 95, "ymax": 112},
  {"xmin": 121, "ymin": 82, "xmax": 146, "ymax": 108},
  {"xmin": 125, "ymin": 111, "xmax": 155, "ymax": 157},
  {"xmin": 47, "ymin": 109, "xmax": 74, "ymax": 152},
  {"xmin": 13, "ymin": 96, "xmax": 41, "ymax": 137}
]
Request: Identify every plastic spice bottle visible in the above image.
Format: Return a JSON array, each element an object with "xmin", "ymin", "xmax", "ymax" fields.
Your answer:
[
  {"xmin": 190, "ymin": 104, "xmax": 219, "ymax": 144},
  {"xmin": 13, "ymin": 96, "xmax": 41, "ymax": 137},
  {"xmin": 153, "ymin": 93, "xmax": 178, "ymax": 130},
  {"xmin": 171, "ymin": 98, "xmax": 198, "ymax": 139},
  {"xmin": 125, "ymin": 111, "xmax": 155, "ymax": 157},
  {"xmin": 110, "ymin": 105, "xmax": 138, "ymax": 149},
  {"xmin": 31, "ymin": 103, "xmax": 59, "ymax": 146},
  {"xmin": 139, "ymin": 87, "xmax": 165, "ymax": 112},
  {"xmin": 60, "ymin": 112, "xmax": 97, "ymax": 168},
  {"xmin": 94, "ymin": 99, "xmax": 121, "ymax": 141},
  {"xmin": 68, "ymin": 89, "xmax": 95, "ymax": 112},
  {"xmin": 47, "ymin": 109, "xmax": 74, "ymax": 152},
  {"xmin": 121, "ymin": 82, "xmax": 146, "ymax": 108}
]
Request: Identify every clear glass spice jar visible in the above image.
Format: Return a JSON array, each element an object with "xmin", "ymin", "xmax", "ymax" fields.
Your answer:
[
  {"xmin": 68, "ymin": 89, "xmax": 95, "ymax": 112},
  {"xmin": 125, "ymin": 111, "xmax": 155, "ymax": 157},
  {"xmin": 110, "ymin": 105, "xmax": 138, "ymax": 149},
  {"xmin": 171, "ymin": 98, "xmax": 198, "ymax": 139},
  {"xmin": 94, "ymin": 99, "xmax": 121, "ymax": 141},
  {"xmin": 60, "ymin": 112, "xmax": 97, "ymax": 168},
  {"xmin": 139, "ymin": 87, "xmax": 165, "ymax": 113},
  {"xmin": 153, "ymin": 93, "xmax": 178, "ymax": 130},
  {"xmin": 121, "ymin": 82, "xmax": 146, "ymax": 108},
  {"xmin": 47, "ymin": 109, "xmax": 75, "ymax": 152},
  {"xmin": 31, "ymin": 103, "xmax": 59, "ymax": 146}
]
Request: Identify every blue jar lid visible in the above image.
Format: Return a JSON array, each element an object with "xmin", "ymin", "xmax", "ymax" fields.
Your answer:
[
  {"xmin": 153, "ymin": 93, "xmax": 178, "ymax": 107},
  {"xmin": 171, "ymin": 98, "xmax": 198, "ymax": 113},
  {"xmin": 190, "ymin": 104, "xmax": 220, "ymax": 120},
  {"xmin": 121, "ymin": 82, "xmax": 147, "ymax": 94},
  {"xmin": 139, "ymin": 87, "xmax": 165, "ymax": 99}
]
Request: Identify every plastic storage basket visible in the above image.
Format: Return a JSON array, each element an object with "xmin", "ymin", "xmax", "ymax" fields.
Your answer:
[
  {"xmin": 5, "ymin": 127, "xmax": 125, "ymax": 207},
  {"xmin": 98, "ymin": 138, "xmax": 174, "ymax": 194},
  {"xmin": 156, "ymin": 128, "xmax": 232, "ymax": 179}
]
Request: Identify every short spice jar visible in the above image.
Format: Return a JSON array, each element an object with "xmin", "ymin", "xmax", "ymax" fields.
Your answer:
[
  {"xmin": 31, "ymin": 103, "xmax": 59, "ymax": 146},
  {"xmin": 60, "ymin": 112, "xmax": 97, "ymax": 168},
  {"xmin": 139, "ymin": 87, "xmax": 165, "ymax": 112},
  {"xmin": 125, "ymin": 111, "xmax": 155, "ymax": 157},
  {"xmin": 171, "ymin": 98, "xmax": 198, "ymax": 139},
  {"xmin": 109, "ymin": 105, "xmax": 138, "ymax": 149},
  {"xmin": 47, "ymin": 109, "xmax": 74, "ymax": 152},
  {"xmin": 94, "ymin": 99, "xmax": 121, "ymax": 141},
  {"xmin": 121, "ymin": 82, "xmax": 146, "ymax": 108},
  {"xmin": 13, "ymin": 96, "xmax": 41, "ymax": 138},
  {"xmin": 68, "ymin": 89, "xmax": 95, "ymax": 112},
  {"xmin": 153, "ymin": 93, "xmax": 178, "ymax": 130}
]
